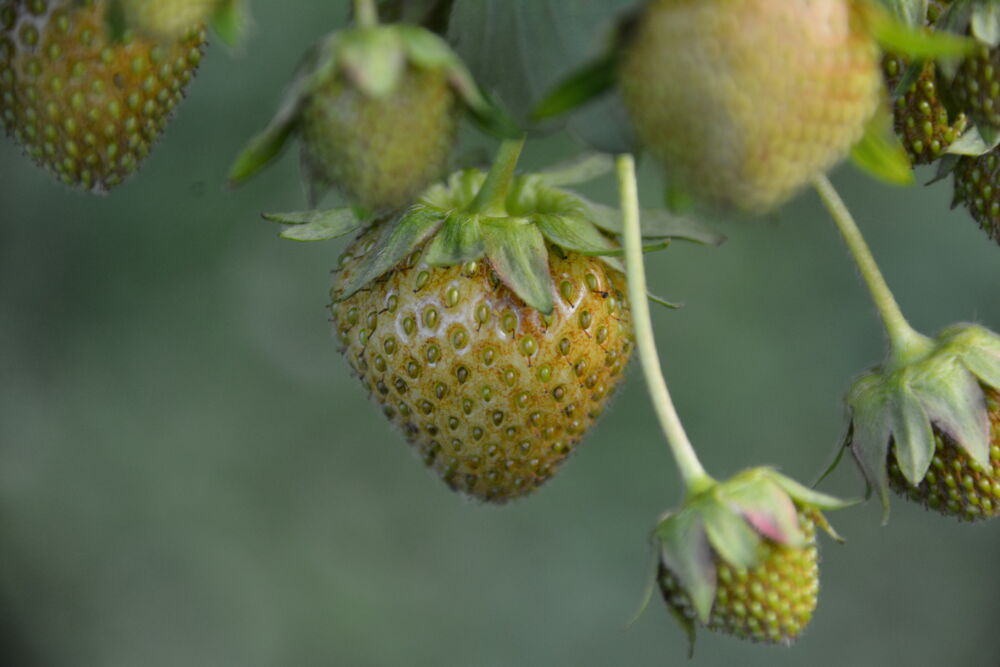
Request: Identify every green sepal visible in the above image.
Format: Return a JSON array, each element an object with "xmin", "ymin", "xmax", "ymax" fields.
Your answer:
[
  {"xmin": 699, "ymin": 496, "xmax": 762, "ymax": 571},
  {"xmin": 337, "ymin": 27, "xmax": 407, "ymax": 98},
  {"xmin": 261, "ymin": 207, "xmax": 364, "ymax": 242},
  {"xmin": 769, "ymin": 470, "xmax": 858, "ymax": 513},
  {"xmin": 586, "ymin": 239, "xmax": 672, "ymax": 258},
  {"xmin": 909, "ymin": 360, "xmax": 990, "ymax": 470},
  {"xmin": 104, "ymin": 0, "xmax": 128, "ymax": 43},
  {"xmin": 889, "ymin": 59, "xmax": 925, "ymax": 100},
  {"xmin": 656, "ymin": 510, "xmax": 717, "ymax": 624},
  {"xmin": 424, "ymin": 212, "xmax": 485, "ymax": 265},
  {"xmin": 850, "ymin": 107, "xmax": 915, "ymax": 184},
  {"xmin": 211, "ymin": 0, "xmax": 250, "ymax": 47},
  {"xmin": 971, "ymin": 1, "xmax": 1000, "ymax": 47},
  {"xmin": 532, "ymin": 153, "xmax": 615, "ymax": 187},
  {"xmin": 940, "ymin": 324, "xmax": 1000, "ymax": 388},
  {"xmin": 930, "ymin": 153, "xmax": 962, "ymax": 186},
  {"xmin": 481, "ymin": 217, "xmax": 554, "ymax": 314},
  {"xmin": 530, "ymin": 52, "xmax": 618, "ymax": 122},
  {"xmin": 647, "ymin": 292, "xmax": 682, "ymax": 310},
  {"xmin": 533, "ymin": 214, "xmax": 618, "ymax": 255},
  {"xmin": 847, "ymin": 373, "xmax": 895, "ymax": 522},
  {"xmin": 945, "ymin": 125, "xmax": 1000, "ymax": 156},
  {"xmin": 878, "ymin": 0, "xmax": 930, "ymax": 27},
  {"xmin": 723, "ymin": 473, "xmax": 806, "ymax": 548},
  {"xmin": 864, "ymin": 3, "xmax": 978, "ymax": 57},
  {"xmin": 336, "ymin": 207, "xmax": 446, "ymax": 300},
  {"xmin": 889, "ymin": 385, "xmax": 936, "ymax": 485},
  {"xmin": 583, "ymin": 201, "xmax": 726, "ymax": 246}
]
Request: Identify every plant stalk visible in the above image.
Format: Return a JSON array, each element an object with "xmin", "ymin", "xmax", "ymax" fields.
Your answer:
[
  {"xmin": 617, "ymin": 154, "xmax": 710, "ymax": 493},
  {"xmin": 469, "ymin": 136, "xmax": 527, "ymax": 215},
  {"xmin": 813, "ymin": 175, "xmax": 931, "ymax": 366},
  {"xmin": 354, "ymin": 0, "xmax": 379, "ymax": 27}
]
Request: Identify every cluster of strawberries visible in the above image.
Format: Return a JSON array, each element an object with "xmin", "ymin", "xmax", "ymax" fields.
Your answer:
[{"xmin": 3, "ymin": 0, "xmax": 1000, "ymax": 654}]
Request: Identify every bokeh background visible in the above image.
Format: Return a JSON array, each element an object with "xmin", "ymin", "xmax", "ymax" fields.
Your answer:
[{"xmin": 3, "ymin": 2, "xmax": 1000, "ymax": 666}]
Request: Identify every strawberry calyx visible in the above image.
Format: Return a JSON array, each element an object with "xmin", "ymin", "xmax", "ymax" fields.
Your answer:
[
  {"xmin": 264, "ymin": 143, "xmax": 723, "ymax": 315},
  {"xmin": 111, "ymin": 0, "xmax": 249, "ymax": 46},
  {"xmin": 847, "ymin": 323, "xmax": 1000, "ymax": 520},
  {"xmin": 227, "ymin": 19, "xmax": 516, "ymax": 188},
  {"xmin": 653, "ymin": 467, "xmax": 850, "ymax": 650}
]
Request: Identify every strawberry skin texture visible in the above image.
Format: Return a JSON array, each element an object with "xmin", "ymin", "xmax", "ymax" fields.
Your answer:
[
  {"xmin": 331, "ymin": 227, "xmax": 633, "ymax": 502},
  {"xmin": 660, "ymin": 513, "xmax": 819, "ymax": 644},
  {"xmin": 884, "ymin": 57, "xmax": 966, "ymax": 165},
  {"xmin": 953, "ymin": 150, "xmax": 1000, "ymax": 245},
  {"xmin": 618, "ymin": 0, "xmax": 880, "ymax": 213},
  {"xmin": 0, "ymin": 0, "xmax": 205, "ymax": 192},
  {"xmin": 888, "ymin": 388, "xmax": 1000, "ymax": 521},
  {"xmin": 301, "ymin": 67, "xmax": 461, "ymax": 213}
]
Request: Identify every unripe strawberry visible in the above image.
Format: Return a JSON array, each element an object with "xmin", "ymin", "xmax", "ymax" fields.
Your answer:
[
  {"xmin": 952, "ymin": 149, "xmax": 1000, "ymax": 244},
  {"xmin": 331, "ymin": 222, "xmax": 632, "ymax": 502},
  {"xmin": 653, "ymin": 468, "xmax": 848, "ymax": 649},
  {"xmin": 888, "ymin": 387, "xmax": 1000, "ymax": 520},
  {"xmin": 884, "ymin": 56, "xmax": 967, "ymax": 165},
  {"xmin": 951, "ymin": 44, "xmax": 1000, "ymax": 132},
  {"xmin": 0, "ymin": 0, "xmax": 205, "ymax": 192},
  {"xmin": 617, "ymin": 0, "xmax": 881, "ymax": 213},
  {"xmin": 301, "ymin": 65, "xmax": 460, "ymax": 215},
  {"xmin": 660, "ymin": 512, "xmax": 819, "ymax": 645}
]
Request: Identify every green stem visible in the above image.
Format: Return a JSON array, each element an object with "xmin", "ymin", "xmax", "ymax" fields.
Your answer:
[
  {"xmin": 468, "ymin": 136, "xmax": 526, "ymax": 215},
  {"xmin": 617, "ymin": 154, "xmax": 711, "ymax": 493},
  {"xmin": 354, "ymin": 0, "xmax": 379, "ymax": 27},
  {"xmin": 813, "ymin": 175, "xmax": 932, "ymax": 366}
]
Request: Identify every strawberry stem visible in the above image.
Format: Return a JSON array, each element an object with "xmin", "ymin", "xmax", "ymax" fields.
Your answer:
[
  {"xmin": 468, "ymin": 136, "xmax": 526, "ymax": 216},
  {"xmin": 617, "ymin": 154, "xmax": 711, "ymax": 494},
  {"xmin": 354, "ymin": 0, "xmax": 379, "ymax": 27},
  {"xmin": 813, "ymin": 175, "xmax": 932, "ymax": 367}
]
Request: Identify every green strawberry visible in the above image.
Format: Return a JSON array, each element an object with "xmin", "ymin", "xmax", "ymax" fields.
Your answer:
[
  {"xmin": 884, "ymin": 56, "xmax": 967, "ymax": 165},
  {"xmin": 653, "ymin": 468, "xmax": 849, "ymax": 649},
  {"xmin": 616, "ymin": 0, "xmax": 881, "ymax": 213},
  {"xmin": 228, "ymin": 13, "xmax": 513, "ymax": 214},
  {"xmin": 887, "ymin": 387, "xmax": 1000, "ymax": 520},
  {"xmin": 119, "ymin": 0, "xmax": 218, "ymax": 39},
  {"xmin": 952, "ymin": 148, "xmax": 1000, "ymax": 244},
  {"xmin": 0, "ymin": 0, "xmax": 205, "ymax": 192}
]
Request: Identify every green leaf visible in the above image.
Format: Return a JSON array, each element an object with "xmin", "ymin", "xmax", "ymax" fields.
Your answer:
[
  {"xmin": 946, "ymin": 125, "xmax": 1000, "ymax": 155},
  {"xmin": 700, "ymin": 496, "xmax": 762, "ymax": 571},
  {"xmin": 533, "ymin": 214, "xmax": 618, "ymax": 255},
  {"xmin": 261, "ymin": 208, "xmax": 364, "ymax": 242},
  {"xmin": 336, "ymin": 207, "xmax": 445, "ymax": 299},
  {"xmin": 481, "ymin": 217, "xmax": 554, "ymax": 314},
  {"xmin": 424, "ymin": 212, "xmax": 485, "ymax": 265},
  {"xmin": 888, "ymin": 385, "xmax": 936, "ymax": 486},
  {"xmin": 584, "ymin": 201, "xmax": 726, "ymax": 246},
  {"xmin": 847, "ymin": 373, "xmax": 895, "ymax": 523},
  {"xmin": 656, "ymin": 510, "xmax": 717, "ymax": 624},
  {"xmin": 850, "ymin": 108, "xmax": 915, "ymax": 185},
  {"xmin": 337, "ymin": 27, "xmax": 407, "ymax": 98},
  {"xmin": 866, "ymin": 7, "xmax": 978, "ymax": 57},
  {"xmin": 532, "ymin": 153, "xmax": 615, "ymax": 187},
  {"xmin": 211, "ymin": 0, "xmax": 249, "ymax": 47},
  {"xmin": 530, "ymin": 53, "xmax": 618, "ymax": 121},
  {"xmin": 971, "ymin": 1, "xmax": 1000, "ymax": 47}
]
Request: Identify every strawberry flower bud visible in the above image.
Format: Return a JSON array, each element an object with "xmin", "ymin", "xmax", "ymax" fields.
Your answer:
[
  {"xmin": 848, "ymin": 323, "xmax": 1000, "ymax": 521},
  {"xmin": 655, "ymin": 468, "xmax": 850, "ymax": 649}
]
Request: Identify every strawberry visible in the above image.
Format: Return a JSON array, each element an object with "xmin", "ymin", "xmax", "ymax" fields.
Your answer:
[
  {"xmin": 266, "ymin": 144, "xmax": 721, "ymax": 501},
  {"xmin": 653, "ymin": 468, "xmax": 848, "ymax": 649},
  {"xmin": 616, "ymin": 0, "xmax": 881, "ymax": 213},
  {"xmin": 884, "ymin": 56, "xmax": 967, "ymax": 165},
  {"xmin": 0, "ymin": 0, "xmax": 205, "ymax": 192},
  {"xmin": 228, "ymin": 12, "xmax": 514, "ymax": 214},
  {"xmin": 119, "ymin": 0, "xmax": 219, "ymax": 39},
  {"xmin": 887, "ymin": 387, "xmax": 1000, "ymax": 520},
  {"xmin": 848, "ymin": 324, "xmax": 1000, "ymax": 521},
  {"xmin": 951, "ymin": 148, "xmax": 1000, "ymax": 244}
]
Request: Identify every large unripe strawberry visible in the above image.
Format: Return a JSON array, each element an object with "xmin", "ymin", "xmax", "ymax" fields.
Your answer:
[
  {"xmin": 300, "ymin": 65, "xmax": 460, "ymax": 215},
  {"xmin": 660, "ymin": 512, "xmax": 819, "ymax": 644},
  {"xmin": 888, "ymin": 387, "xmax": 1000, "ymax": 520},
  {"xmin": 0, "ymin": 0, "xmax": 205, "ymax": 192},
  {"xmin": 617, "ymin": 0, "xmax": 881, "ymax": 213},
  {"xmin": 331, "ymin": 222, "xmax": 632, "ymax": 502}
]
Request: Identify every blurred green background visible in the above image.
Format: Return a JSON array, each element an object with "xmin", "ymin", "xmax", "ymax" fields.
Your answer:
[{"xmin": 3, "ymin": 2, "xmax": 1000, "ymax": 666}]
